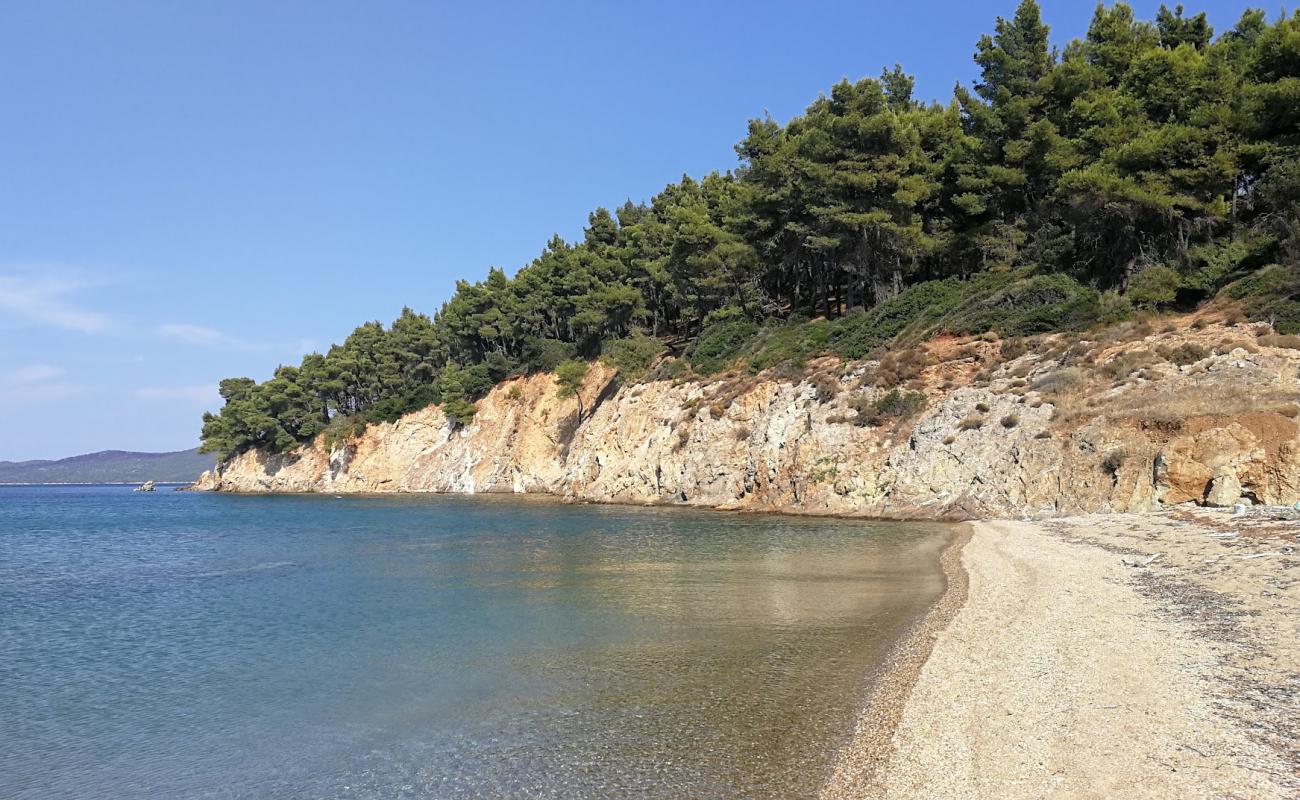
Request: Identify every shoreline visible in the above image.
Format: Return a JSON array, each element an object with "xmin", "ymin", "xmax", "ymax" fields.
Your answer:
[
  {"xmin": 829, "ymin": 512, "xmax": 1298, "ymax": 799},
  {"xmin": 820, "ymin": 523, "xmax": 973, "ymax": 798},
  {"xmin": 194, "ymin": 484, "xmax": 978, "ymax": 523},
  {"xmin": 0, "ymin": 481, "xmax": 194, "ymax": 486}
]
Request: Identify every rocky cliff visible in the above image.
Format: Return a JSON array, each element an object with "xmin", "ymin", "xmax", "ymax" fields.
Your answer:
[{"xmin": 193, "ymin": 319, "xmax": 1300, "ymax": 519}]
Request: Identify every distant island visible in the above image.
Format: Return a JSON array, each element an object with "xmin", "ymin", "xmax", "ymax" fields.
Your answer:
[{"xmin": 0, "ymin": 449, "xmax": 216, "ymax": 484}]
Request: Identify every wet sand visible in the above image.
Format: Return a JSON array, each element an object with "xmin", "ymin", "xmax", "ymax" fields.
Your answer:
[{"xmin": 824, "ymin": 511, "xmax": 1299, "ymax": 799}]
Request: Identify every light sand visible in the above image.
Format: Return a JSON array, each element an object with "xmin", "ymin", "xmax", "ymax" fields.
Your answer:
[{"xmin": 824, "ymin": 511, "xmax": 1298, "ymax": 799}]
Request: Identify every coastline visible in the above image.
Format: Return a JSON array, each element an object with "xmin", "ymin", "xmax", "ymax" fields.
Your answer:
[
  {"xmin": 820, "ymin": 523, "xmax": 973, "ymax": 798},
  {"xmin": 829, "ymin": 511, "xmax": 1298, "ymax": 799},
  {"xmin": 0, "ymin": 482, "xmax": 193, "ymax": 486}
]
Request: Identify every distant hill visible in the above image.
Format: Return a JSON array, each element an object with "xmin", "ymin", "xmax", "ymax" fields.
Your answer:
[{"xmin": 0, "ymin": 449, "xmax": 217, "ymax": 484}]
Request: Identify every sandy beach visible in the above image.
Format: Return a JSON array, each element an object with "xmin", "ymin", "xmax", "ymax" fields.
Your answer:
[{"xmin": 825, "ymin": 510, "xmax": 1299, "ymax": 799}]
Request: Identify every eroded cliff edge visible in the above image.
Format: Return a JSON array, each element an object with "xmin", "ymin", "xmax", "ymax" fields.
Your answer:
[{"xmin": 193, "ymin": 320, "xmax": 1300, "ymax": 519}]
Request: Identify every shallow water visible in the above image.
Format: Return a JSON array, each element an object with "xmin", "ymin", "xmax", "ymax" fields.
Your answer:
[{"xmin": 0, "ymin": 485, "xmax": 949, "ymax": 799}]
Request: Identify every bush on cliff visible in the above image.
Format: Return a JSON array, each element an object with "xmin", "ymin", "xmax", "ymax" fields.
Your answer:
[
  {"xmin": 603, "ymin": 333, "xmax": 663, "ymax": 382},
  {"xmin": 687, "ymin": 318, "xmax": 758, "ymax": 375},
  {"xmin": 1220, "ymin": 265, "xmax": 1300, "ymax": 334},
  {"xmin": 849, "ymin": 389, "xmax": 927, "ymax": 427}
]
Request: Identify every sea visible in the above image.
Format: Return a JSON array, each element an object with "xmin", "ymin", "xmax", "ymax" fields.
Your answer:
[{"xmin": 0, "ymin": 484, "xmax": 950, "ymax": 799}]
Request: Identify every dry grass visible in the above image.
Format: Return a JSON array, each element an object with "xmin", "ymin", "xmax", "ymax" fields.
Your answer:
[
  {"xmin": 1000, "ymin": 338, "xmax": 1030, "ymax": 360},
  {"xmin": 1030, "ymin": 367, "xmax": 1086, "ymax": 394},
  {"xmin": 1100, "ymin": 349, "xmax": 1160, "ymax": 379},
  {"xmin": 871, "ymin": 347, "xmax": 931, "ymax": 387},
  {"xmin": 810, "ymin": 372, "xmax": 841, "ymax": 403},
  {"xmin": 1259, "ymin": 334, "xmax": 1300, "ymax": 350},
  {"xmin": 699, "ymin": 374, "xmax": 761, "ymax": 418},
  {"xmin": 1095, "ymin": 318, "xmax": 1153, "ymax": 344},
  {"xmin": 1214, "ymin": 337, "xmax": 1260, "ymax": 354},
  {"xmin": 1159, "ymin": 342, "xmax": 1210, "ymax": 366},
  {"xmin": 1100, "ymin": 381, "xmax": 1300, "ymax": 425}
]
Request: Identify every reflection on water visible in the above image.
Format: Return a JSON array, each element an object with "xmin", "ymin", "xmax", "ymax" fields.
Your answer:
[{"xmin": 0, "ymin": 487, "xmax": 949, "ymax": 799}]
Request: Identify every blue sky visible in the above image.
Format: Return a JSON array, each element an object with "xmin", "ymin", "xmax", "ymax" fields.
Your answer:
[{"xmin": 0, "ymin": 0, "xmax": 1264, "ymax": 460}]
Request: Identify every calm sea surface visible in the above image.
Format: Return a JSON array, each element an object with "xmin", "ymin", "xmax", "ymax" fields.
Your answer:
[{"xmin": 0, "ymin": 485, "xmax": 949, "ymax": 799}]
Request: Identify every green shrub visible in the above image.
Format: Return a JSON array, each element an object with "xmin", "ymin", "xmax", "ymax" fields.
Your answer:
[
  {"xmin": 1219, "ymin": 265, "xmax": 1300, "ymax": 334},
  {"xmin": 1126, "ymin": 266, "xmax": 1181, "ymax": 309},
  {"xmin": 943, "ymin": 273, "xmax": 1103, "ymax": 337},
  {"xmin": 554, "ymin": 359, "xmax": 591, "ymax": 419},
  {"xmin": 828, "ymin": 277, "xmax": 975, "ymax": 359},
  {"xmin": 1098, "ymin": 290, "xmax": 1136, "ymax": 324},
  {"xmin": 850, "ymin": 389, "xmax": 927, "ymax": 427},
  {"xmin": 827, "ymin": 272, "xmax": 1104, "ymax": 359},
  {"xmin": 603, "ymin": 333, "xmax": 663, "ymax": 382},
  {"xmin": 437, "ymin": 365, "xmax": 487, "ymax": 426},
  {"xmin": 363, "ymin": 384, "xmax": 440, "ymax": 424},
  {"xmin": 671, "ymin": 272, "xmax": 1110, "ymax": 374},
  {"xmin": 654, "ymin": 357, "xmax": 689, "ymax": 381},
  {"xmin": 522, "ymin": 338, "xmax": 578, "ymax": 372},
  {"xmin": 749, "ymin": 320, "xmax": 831, "ymax": 372},
  {"xmin": 1183, "ymin": 231, "xmax": 1276, "ymax": 291},
  {"xmin": 322, "ymin": 414, "xmax": 368, "ymax": 451},
  {"xmin": 687, "ymin": 318, "xmax": 759, "ymax": 374},
  {"xmin": 441, "ymin": 397, "xmax": 477, "ymax": 426}
]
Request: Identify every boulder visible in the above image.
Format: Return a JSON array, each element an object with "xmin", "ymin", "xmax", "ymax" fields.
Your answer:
[{"xmin": 1204, "ymin": 473, "xmax": 1243, "ymax": 507}]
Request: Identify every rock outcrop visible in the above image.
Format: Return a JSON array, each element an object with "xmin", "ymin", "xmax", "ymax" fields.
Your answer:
[{"xmin": 193, "ymin": 322, "xmax": 1300, "ymax": 519}]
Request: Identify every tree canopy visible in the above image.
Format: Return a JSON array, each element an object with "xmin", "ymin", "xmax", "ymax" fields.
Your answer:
[{"xmin": 202, "ymin": 2, "xmax": 1300, "ymax": 459}]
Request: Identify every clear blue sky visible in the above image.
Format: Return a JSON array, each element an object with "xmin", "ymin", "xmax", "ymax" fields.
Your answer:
[{"xmin": 0, "ymin": 0, "xmax": 1264, "ymax": 460}]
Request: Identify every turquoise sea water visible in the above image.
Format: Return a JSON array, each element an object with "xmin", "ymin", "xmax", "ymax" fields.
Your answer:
[{"xmin": 1, "ymin": 485, "xmax": 949, "ymax": 799}]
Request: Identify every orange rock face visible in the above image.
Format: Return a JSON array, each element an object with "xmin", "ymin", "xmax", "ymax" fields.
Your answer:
[{"xmin": 194, "ymin": 322, "xmax": 1300, "ymax": 519}]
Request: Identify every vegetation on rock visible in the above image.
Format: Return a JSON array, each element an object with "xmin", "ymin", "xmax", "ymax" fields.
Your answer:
[{"xmin": 202, "ymin": 1, "xmax": 1300, "ymax": 459}]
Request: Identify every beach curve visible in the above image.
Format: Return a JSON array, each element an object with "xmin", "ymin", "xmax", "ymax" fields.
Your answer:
[{"xmin": 824, "ymin": 514, "xmax": 1298, "ymax": 799}]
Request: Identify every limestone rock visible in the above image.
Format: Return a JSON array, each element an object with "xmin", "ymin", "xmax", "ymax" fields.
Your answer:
[
  {"xmin": 1205, "ymin": 473, "xmax": 1243, "ymax": 507},
  {"xmin": 191, "ymin": 324, "xmax": 1300, "ymax": 520}
]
